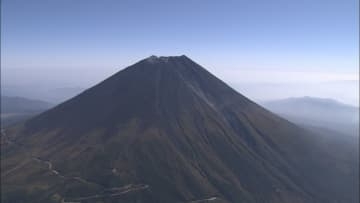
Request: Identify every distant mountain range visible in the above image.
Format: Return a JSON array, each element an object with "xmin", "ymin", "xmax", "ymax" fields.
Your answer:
[
  {"xmin": 1, "ymin": 56, "xmax": 358, "ymax": 203},
  {"xmin": 260, "ymin": 97, "xmax": 359, "ymax": 136},
  {"xmin": 1, "ymin": 96, "xmax": 54, "ymax": 127},
  {"xmin": 2, "ymin": 86, "xmax": 85, "ymax": 104}
]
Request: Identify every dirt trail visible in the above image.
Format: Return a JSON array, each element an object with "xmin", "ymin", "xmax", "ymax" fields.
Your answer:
[{"xmin": 188, "ymin": 197, "xmax": 219, "ymax": 203}]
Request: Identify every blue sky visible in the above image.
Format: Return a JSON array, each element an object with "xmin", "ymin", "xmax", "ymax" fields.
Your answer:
[{"xmin": 1, "ymin": 0, "xmax": 359, "ymax": 105}]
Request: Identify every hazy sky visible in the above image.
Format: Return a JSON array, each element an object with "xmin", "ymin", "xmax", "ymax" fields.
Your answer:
[{"xmin": 1, "ymin": 0, "xmax": 359, "ymax": 105}]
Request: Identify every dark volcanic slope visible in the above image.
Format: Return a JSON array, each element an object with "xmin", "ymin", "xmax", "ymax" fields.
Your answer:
[{"xmin": 1, "ymin": 55, "xmax": 358, "ymax": 203}]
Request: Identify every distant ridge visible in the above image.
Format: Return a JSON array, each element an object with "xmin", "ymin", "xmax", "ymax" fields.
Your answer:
[
  {"xmin": 261, "ymin": 97, "xmax": 359, "ymax": 136},
  {"xmin": 1, "ymin": 96, "xmax": 54, "ymax": 127}
]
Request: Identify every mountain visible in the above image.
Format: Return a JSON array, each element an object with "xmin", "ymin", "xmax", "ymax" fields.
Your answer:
[
  {"xmin": 2, "ymin": 85, "xmax": 85, "ymax": 104},
  {"xmin": 1, "ymin": 96, "xmax": 53, "ymax": 114},
  {"xmin": 1, "ymin": 96, "xmax": 54, "ymax": 127},
  {"xmin": 261, "ymin": 97, "xmax": 359, "ymax": 136},
  {"xmin": 1, "ymin": 56, "xmax": 358, "ymax": 203}
]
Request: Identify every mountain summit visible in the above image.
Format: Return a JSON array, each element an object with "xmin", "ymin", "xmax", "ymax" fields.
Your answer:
[{"xmin": 1, "ymin": 56, "xmax": 358, "ymax": 203}]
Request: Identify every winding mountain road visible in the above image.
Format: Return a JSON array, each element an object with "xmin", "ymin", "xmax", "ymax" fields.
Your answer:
[
  {"xmin": 1, "ymin": 129, "xmax": 150, "ymax": 202},
  {"xmin": 64, "ymin": 184, "xmax": 149, "ymax": 202}
]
